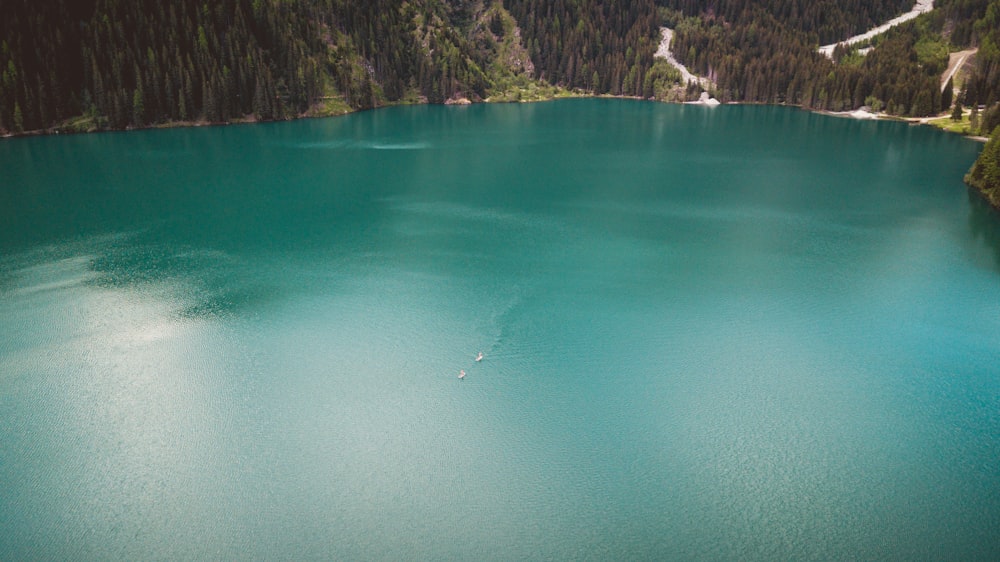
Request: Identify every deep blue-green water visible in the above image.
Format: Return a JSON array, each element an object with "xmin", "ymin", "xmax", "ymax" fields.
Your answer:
[{"xmin": 2, "ymin": 100, "xmax": 999, "ymax": 560}]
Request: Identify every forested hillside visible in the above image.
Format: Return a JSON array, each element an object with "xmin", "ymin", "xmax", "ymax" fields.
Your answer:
[
  {"xmin": 2, "ymin": 0, "xmax": 315, "ymax": 131},
  {"xmin": 659, "ymin": 0, "xmax": 998, "ymax": 118},
  {"xmin": 0, "ymin": 0, "xmax": 668, "ymax": 134},
  {"xmin": 967, "ymin": 126, "xmax": 1000, "ymax": 206},
  {"xmin": 661, "ymin": 0, "xmax": 912, "ymax": 45},
  {"xmin": 660, "ymin": 0, "xmax": 942, "ymax": 114},
  {"xmin": 964, "ymin": 0, "xmax": 1000, "ymax": 205},
  {"xmin": 0, "ymin": 0, "xmax": 504, "ymax": 132},
  {"xmin": 504, "ymin": 0, "xmax": 660, "ymax": 95},
  {"xmin": 2, "ymin": 0, "xmax": 999, "ymax": 128},
  {"xmin": 953, "ymin": 0, "xmax": 1000, "ymax": 108}
]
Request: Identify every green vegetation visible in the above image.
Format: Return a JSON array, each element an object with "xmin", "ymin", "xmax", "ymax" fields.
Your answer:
[
  {"xmin": 967, "ymin": 127, "xmax": 1000, "ymax": 207},
  {"xmin": 658, "ymin": 0, "xmax": 947, "ymax": 114},
  {"xmin": 4, "ymin": 1, "xmax": 990, "ymax": 131},
  {"xmin": 0, "ymin": 0, "xmax": 665, "ymax": 134},
  {"xmin": 944, "ymin": 0, "xmax": 1000, "ymax": 208},
  {"xmin": 644, "ymin": 59, "xmax": 691, "ymax": 102},
  {"xmin": 660, "ymin": 0, "xmax": 913, "ymax": 45},
  {"xmin": 929, "ymin": 112, "xmax": 975, "ymax": 134},
  {"xmin": 487, "ymin": 81, "xmax": 578, "ymax": 103},
  {"xmin": 503, "ymin": 0, "xmax": 660, "ymax": 96}
]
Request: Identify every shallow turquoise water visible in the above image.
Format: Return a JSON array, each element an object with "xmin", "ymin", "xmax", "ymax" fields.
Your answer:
[{"xmin": 1, "ymin": 100, "xmax": 999, "ymax": 559}]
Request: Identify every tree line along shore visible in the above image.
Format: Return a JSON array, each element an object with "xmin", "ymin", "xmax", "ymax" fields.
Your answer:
[{"xmin": 2, "ymin": 0, "xmax": 999, "ymax": 206}]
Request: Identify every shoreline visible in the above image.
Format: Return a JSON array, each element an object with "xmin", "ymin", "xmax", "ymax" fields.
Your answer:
[
  {"xmin": 4, "ymin": 94, "xmax": 994, "ymax": 212},
  {"xmin": 1, "ymin": 95, "xmax": 986, "ymax": 143},
  {"xmin": 816, "ymin": 107, "xmax": 989, "ymax": 142}
]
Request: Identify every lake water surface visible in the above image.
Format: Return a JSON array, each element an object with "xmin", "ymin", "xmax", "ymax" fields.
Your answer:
[{"xmin": 2, "ymin": 100, "xmax": 999, "ymax": 559}]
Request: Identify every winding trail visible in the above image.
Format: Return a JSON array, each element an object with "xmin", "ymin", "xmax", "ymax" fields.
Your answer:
[
  {"xmin": 656, "ymin": 27, "xmax": 713, "ymax": 90},
  {"xmin": 818, "ymin": 0, "xmax": 934, "ymax": 57}
]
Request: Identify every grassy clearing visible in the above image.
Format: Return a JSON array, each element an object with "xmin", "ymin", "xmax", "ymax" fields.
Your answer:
[
  {"xmin": 305, "ymin": 96, "xmax": 353, "ymax": 118},
  {"xmin": 486, "ymin": 81, "xmax": 580, "ymax": 103},
  {"xmin": 927, "ymin": 111, "xmax": 974, "ymax": 135},
  {"xmin": 304, "ymin": 78, "xmax": 354, "ymax": 117},
  {"xmin": 57, "ymin": 114, "xmax": 100, "ymax": 133}
]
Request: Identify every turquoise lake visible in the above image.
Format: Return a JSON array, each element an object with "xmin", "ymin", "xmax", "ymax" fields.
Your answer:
[{"xmin": 2, "ymin": 99, "xmax": 999, "ymax": 559}]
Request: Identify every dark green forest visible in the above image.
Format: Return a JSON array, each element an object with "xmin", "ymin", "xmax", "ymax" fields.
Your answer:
[
  {"xmin": 0, "ymin": 0, "xmax": 497, "ymax": 131},
  {"xmin": 0, "ymin": 0, "xmax": 669, "ymax": 133},
  {"xmin": 660, "ymin": 0, "xmax": 913, "ymax": 45},
  {"xmin": 656, "ymin": 0, "xmax": 999, "ymax": 117},
  {"xmin": 967, "ymin": 125, "xmax": 1000, "ymax": 206},
  {"xmin": 504, "ymin": 0, "xmax": 660, "ymax": 95},
  {"xmin": 2, "ymin": 0, "xmax": 1000, "ymax": 205},
  {"xmin": 662, "ymin": 0, "xmax": 951, "ymax": 115}
]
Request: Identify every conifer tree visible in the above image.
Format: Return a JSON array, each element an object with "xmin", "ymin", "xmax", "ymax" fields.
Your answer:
[
  {"xmin": 13, "ymin": 101, "xmax": 23, "ymax": 132},
  {"xmin": 132, "ymin": 87, "xmax": 144, "ymax": 126}
]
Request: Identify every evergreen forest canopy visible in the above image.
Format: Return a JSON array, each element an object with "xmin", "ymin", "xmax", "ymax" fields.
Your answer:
[
  {"xmin": 659, "ymin": 0, "xmax": 1000, "ymax": 119},
  {"xmin": 0, "ymin": 0, "xmax": 667, "ymax": 133},
  {"xmin": 2, "ymin": 0, "xmax": 1000, "ymax": 204}
]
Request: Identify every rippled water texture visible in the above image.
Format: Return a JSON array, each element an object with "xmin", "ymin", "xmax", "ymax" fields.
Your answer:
[{"xmin": 2, "ymin": 100, "xmax": 999, "ymax": 559}]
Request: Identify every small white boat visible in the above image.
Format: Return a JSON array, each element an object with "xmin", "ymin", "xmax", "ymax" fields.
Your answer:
[
  {"xmin": 458, "ymin": 370, "xmax": 466, "ymax": 379},
  {"xmin": 475, "ymin": 352, "xmax": 484, "ymax": 362}
]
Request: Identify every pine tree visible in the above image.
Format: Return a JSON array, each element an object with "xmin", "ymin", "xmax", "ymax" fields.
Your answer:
[
  {"xmin": 132, "ymin": 86, "xmax": 144, "ymax": 126},
  {"xmin": 13, "ymin": 101, "xmax": 23, "ymax": 132},
  {"xmin": 203, "ymin": 80, "xmax": 216, "ymax": 122},
  {"xmin": 911, "ymin": 89, "xmax": 932, "ymax": 117}
]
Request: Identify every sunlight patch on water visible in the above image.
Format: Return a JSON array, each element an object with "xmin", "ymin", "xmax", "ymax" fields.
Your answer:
[
  {"xmin": 1, "ymin": 101, "xmax": 997, "ymax": 560},
  {"xmin": 0, "ymin": 247, "xmax": 257, "ymax": 558}
]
